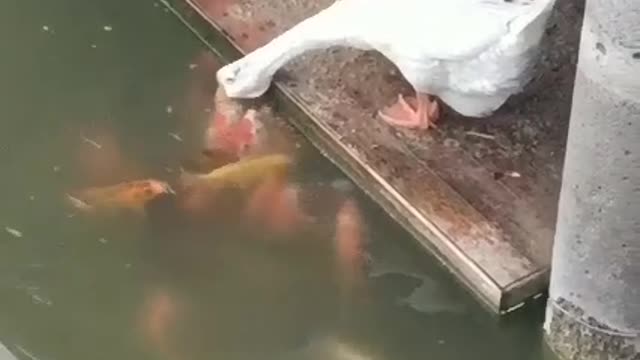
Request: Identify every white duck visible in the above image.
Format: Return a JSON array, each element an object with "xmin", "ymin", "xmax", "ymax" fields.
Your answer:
[{"xmin": 216, "ymin": 0, "xmax": 557, "ymax": 130}]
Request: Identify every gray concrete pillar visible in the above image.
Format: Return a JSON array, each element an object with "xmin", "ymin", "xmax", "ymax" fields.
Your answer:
[{"xmin": 543, "ymin": 0, "xmax": 640, "ymax": 359}]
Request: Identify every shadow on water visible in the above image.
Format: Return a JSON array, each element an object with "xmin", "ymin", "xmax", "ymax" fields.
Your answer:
[{"xmin": 0, "ymin": 0, "xmax": 555, "ymax": 359}]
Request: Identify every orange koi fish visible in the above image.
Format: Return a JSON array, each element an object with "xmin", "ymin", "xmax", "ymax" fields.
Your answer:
[
  {"xmin": 205, "ymin": 87, "xmax": 262, "ymax": 157},
  {"xmin": 246, "ymin": 176, "xmax": 314, "ymax": 235},
  {"xmin": 180, "ymin": 153, "xmax": 292, "ymax": 191},
  {"xmin": 334, "ymin": 199, "xmax": 368, "ymax": 294},
  {"xmin": 138, "ymin": 288, "xmax": 179, "ymax": 360},
  {"xmin": 67, "ymin": 179, "xmax": 173, "ymax": 214}
]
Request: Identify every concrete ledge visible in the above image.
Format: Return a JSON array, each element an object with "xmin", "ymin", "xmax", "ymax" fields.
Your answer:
[{"xmin": 163, "ymin": 0, "xmax": 585, "ymax": 314}]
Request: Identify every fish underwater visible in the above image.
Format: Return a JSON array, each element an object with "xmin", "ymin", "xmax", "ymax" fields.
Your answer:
[
  {"xmin": 66, "ymin": 179, "xmax": 174, "ymax": 215},
  {"xmin": 334, "ymin": 199, "xmax": 369, "ymax": 296},
  {"xmin": 180, "ymin": 153, "xmax": 293, "ymax": 191},
  {"xmin": 180, "ymin": 148, "xmax": 240, "ymax": 175},
  {"xmin": 335, "ymin": 199, "xmax": 367, "ymax": 269},
  {"xmin": 205, "ymin": 87, "xmax": 264, "ymax": 157},
  {"xmin": 205, "ymin": 109, "xmax": 260, "ymax": 158},
  {"xmin": 246, "ymin": 176, "xmax": 314, "ymax": 235},
  {"xmin": 138, "ymin": 288, "xmax": 180, "ymax": 360}
]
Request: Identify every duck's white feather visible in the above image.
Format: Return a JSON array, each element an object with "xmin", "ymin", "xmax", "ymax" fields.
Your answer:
[{"xmin": 217, "ymin": 0, "xmax": 556, "ymax": 117}]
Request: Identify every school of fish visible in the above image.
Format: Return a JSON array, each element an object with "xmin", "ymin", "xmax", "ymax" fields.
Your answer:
[
  {"xmin": 63, "ymin": 56, "xmax": 369, "ymax": 359},
  {"xmin": 65, "ymin": 79, "xmax": 367, "ymax": 280}
]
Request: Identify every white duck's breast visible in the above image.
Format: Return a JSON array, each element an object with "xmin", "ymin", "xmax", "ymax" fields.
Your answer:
[
  {"xmin": 434, "ymin": 27, "xmax": 545, "ymax": 117},
  {"xmin": 344, "ymin": 0, "xmax": 550, "ymax": 111},
  {"xmin": 355, "ymin": 0, "xmax": 530, "ymax": 62},
  {"xmin": 445, "ymin": 2, "xmax": 551, "ymax": 96},
  {"xmin": 445, "ymin": 42, "xmax": 541, "ymax": 95}
]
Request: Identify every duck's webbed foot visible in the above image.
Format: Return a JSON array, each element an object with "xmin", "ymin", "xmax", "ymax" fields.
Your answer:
[{"xmin": 378, "ymin": 93, "xmax": 440, "ymax": 130}]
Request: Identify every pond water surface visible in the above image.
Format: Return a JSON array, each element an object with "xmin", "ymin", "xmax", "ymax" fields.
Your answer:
[{"xmin": 1, "ymin": 1, "xmax": 553, "ymax": 359}]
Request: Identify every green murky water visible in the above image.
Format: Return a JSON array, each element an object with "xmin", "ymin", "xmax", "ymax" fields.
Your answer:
[{"xmin": 0, "ymin": 0, "xmax": 551, "ymax": 359}]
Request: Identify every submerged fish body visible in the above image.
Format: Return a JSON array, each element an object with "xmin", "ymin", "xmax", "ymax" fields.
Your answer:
[
  {"xmin": 214, "ymin": 85, "xmax": 245, "ymax": 124},
  {"xmin": 180, "ymin": 149, "xmax": 240, "ymax": 175},
  {"xmin": 139, "ymin": 288, "xmax": 179, "ymax": 359},
  {"xmin": 68, "ymin": 179, "xmax": 173, "ymax": 214},
  {"xmin": 246, "ymin": 177, "xmax": 314, "ymax": 235},
  {"xmin": 180, "ymin": 153, "xmax": 293, "ymax": 191},
  {"xmin": 335, "ymin": 199, "xmax": 366, "ymax": 268},
  {"xmin": 205, "ymin": 111, "xmax": 259, "ymax": 157},
  {"xmin": 334, "ymin": 199, "xmax": 369, "ymax": 295},
  {"xmin": 205, "ymin": 87, "xmax": 263, "ymax": 157}
]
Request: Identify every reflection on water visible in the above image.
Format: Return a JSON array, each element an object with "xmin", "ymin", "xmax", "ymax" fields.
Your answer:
[{"xmin": 0, "ymin": 0, "xmax": 551, "ymax": 359}]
